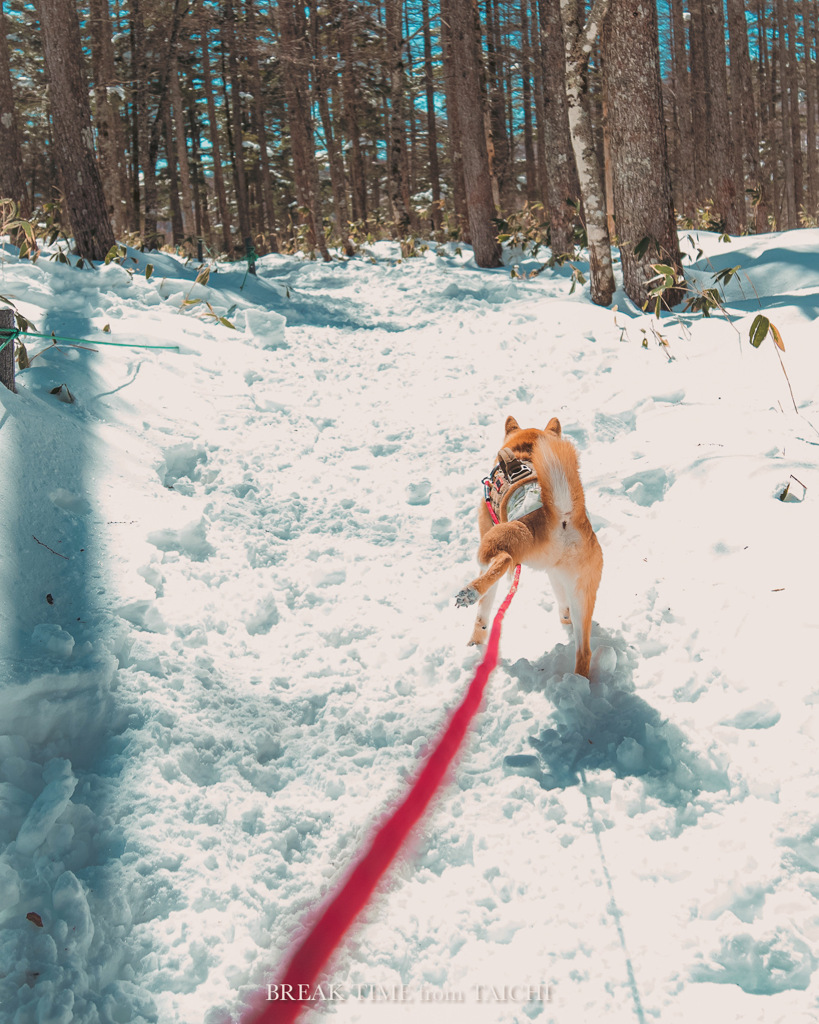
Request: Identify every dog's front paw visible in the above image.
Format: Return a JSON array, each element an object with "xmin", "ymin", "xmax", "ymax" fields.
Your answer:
[{"xmin": 455, "ymin": 586, "xmax": 479, "ymax": 608}]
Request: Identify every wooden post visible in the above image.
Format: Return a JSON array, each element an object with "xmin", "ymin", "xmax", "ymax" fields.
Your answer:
[
  {"xmin": 0, "ymin": 307, "xmax": 15, "ymax": 393},
  {"xmin": 244, "ymin": 236, "xmax": 257, "ymax": 276}
]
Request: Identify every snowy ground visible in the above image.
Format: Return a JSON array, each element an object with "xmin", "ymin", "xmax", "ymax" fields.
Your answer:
[{"xmin": 1, "ymin": 229, "xmax": 818, "ymax": 1024}]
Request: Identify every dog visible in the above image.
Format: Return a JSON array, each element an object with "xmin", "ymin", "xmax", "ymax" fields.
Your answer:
[{"xmin": 455, "ymin": 416, "xmax": 603, "ymax": 678}]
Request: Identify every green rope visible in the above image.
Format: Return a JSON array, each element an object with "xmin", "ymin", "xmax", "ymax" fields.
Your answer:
[{"xmin": 3, "ymin": 328, "xmax": 180, "ymax": 352}]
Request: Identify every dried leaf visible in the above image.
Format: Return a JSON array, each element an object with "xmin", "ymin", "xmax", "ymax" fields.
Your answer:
[
  {"xmin": 26, "ymin": 912, "xmax": 44, "ymax": 928},
  {"xmin": 769, "ymin": 322, "xmax": 785, "ymax": 352}
]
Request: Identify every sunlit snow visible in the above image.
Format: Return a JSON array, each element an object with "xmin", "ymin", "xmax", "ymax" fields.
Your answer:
[{"xmin": 1, "ymin": 231, "xmax": 818, "ymax": 1024}]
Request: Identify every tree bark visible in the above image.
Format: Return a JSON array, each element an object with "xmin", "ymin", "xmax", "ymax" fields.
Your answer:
[
  {"xmin": 440, "ymin": 0, "xmax": 470, "ymax": 240},
  {"xmin": 536, "ymin": 0, "xmax": 580, "ymax": 256},
  {"xmin": 561, "ymin": 0, "xmax": 615, "ymax": 304},
  {"xmin": 201, "ymin": 25, "xmax": 234, "ymax": 255},
  {"xmin": 775, "ymin": 0, "xmax": 797, "ymax": 227},
  {"xmin": 0, "ymin": 1, "xmax": 28, "ymax": 216},
  {"xmin": 521, "ymin": 0, "xmax": 538, "ymax": 204},
  {"xmin": 702, "ymin": 0, "xmax": 744, "ymax": 232},
  {"xmin": 603, "ymin": 0, "xmax": 683, "ymax": 309},
  {"xmin": 726, "ymin": 0, "xmax": 768, "ymax": 231},
  {"xmin": 422, "ymin": 0, "xmax": 442, "ymax": 233},
  {"xmin": 169, "ymin": 53, "xmax": 195, "ymax": 239},
  {"xmin": 668, "ymin": 0, "xmax": 694, "ymax": 218},
  {"xmin": 221, "ymin": 0, "xmax": 252, "ymax": 247},
  {"xmin": 38, "ymin": 0, "xmax": 114, "ymax": 260},
  {"xmin": 446, "ymin": 0, "xmax": 502, "ymax": 267},
  {"xmin": 385, "ymin": 0, "xmax": 412, "ymax": 235},
  {"xmin": 802, "ymin": 0, "xmax": 818, "ymax": 216},
  {"xmin": 0, "ymin": 306, "xmax": 15, "ymax": 394},
  {"xmin": 276, "ymin": 0, "xmax": 330, "ymax": 259},
  {"xmin": 88, "ymin": 0, "xmax": 129, "ymax": 234},
  {"xmin": 246, "ymin": 0, "xmax": 278, "ymax": 253}
]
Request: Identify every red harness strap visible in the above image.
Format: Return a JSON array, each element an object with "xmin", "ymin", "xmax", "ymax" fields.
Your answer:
[{"xmin": 244, "ymin": 565, "xmax": 522, "ymax": 1024}]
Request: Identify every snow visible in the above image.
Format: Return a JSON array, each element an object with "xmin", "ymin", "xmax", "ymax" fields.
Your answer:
[{"xmin": 0, "ymin": 230, "xmax": 818, "ymax": 1024}]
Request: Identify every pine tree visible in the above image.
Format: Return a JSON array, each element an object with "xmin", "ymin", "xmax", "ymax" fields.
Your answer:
[
  {"xmin": 603, "ymin": 0, "xmax": 683, "ymax": 309},
  {"xmin": 38, "ymin": 0, "xmax": 114, "ymax": 260},
  {"xmin": 0, "ymin": 0, "xmax": 28, "ymax": 216},
  {"xmin": 561, "ymin": 0, "xmax": 614, "ymax": 304},
  {"xmin": 444, "ymin": 0, "xmax": 502, "ymax": 267}
]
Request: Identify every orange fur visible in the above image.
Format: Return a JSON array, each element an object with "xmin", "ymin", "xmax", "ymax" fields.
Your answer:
[{"xmin": 455, "ymin": 416, "xmax": 603, "ymax": 678}]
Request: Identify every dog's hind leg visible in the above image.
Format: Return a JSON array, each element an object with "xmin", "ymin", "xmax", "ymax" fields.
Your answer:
[
  {"xmin": 547, "ymin": 570, "xmax": 572, "ymax": 628},
  {"xmin": 466, "ymin": 577, "xmax": 500, "ymax": 645}
]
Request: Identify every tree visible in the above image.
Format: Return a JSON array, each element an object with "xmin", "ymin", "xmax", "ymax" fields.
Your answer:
[
  {"xmin": 89, "ymin": 0, "xmax": 130, "ymax": 234},
  {"xmin": 444, "ymin": 0, "xmax": 502, "ymax": 268},
  {"xmin": 276, "ymin": 0, "xmax": 330, "ymax": 259},
  {"xmin": 385, "ymin": 0, "xmax": 412, "ymax": 235},
  {"xmin": 560, "ymin": 0, "xmax": 615, "ymax": 304},
  {"xmin": 603, "ymin": 0, "xmax": 683, "ymax": 309},
  {"xmin": 38, "ymin": 0, "xmax": 114, "ymax": 260},
  {"xmin": 536, "ymin": 0, "xmax": 581, "ymax": 255},
  {"xmin": 0, "ymin": 0, "xmax": 28, "ymax": 216}
]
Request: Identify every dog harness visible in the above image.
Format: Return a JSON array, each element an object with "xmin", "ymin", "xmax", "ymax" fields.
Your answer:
[{"xmin": 483, "ymin": 447, "xmax": 544, "ymax": 524}]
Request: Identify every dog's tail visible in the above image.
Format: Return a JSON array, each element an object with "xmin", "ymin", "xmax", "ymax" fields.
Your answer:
[{"xmin": 532, "ymin": 435, "xmax": 583, "ymax": 523}]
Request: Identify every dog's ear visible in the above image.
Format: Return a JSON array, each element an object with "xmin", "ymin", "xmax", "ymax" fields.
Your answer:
[
  {"xmin": 504, "ymin": 416, "xmax": 520, "ymax": 437},
  {"xmin": 546, "ymin": 417, "xmax": 562, "ymax": 436}
]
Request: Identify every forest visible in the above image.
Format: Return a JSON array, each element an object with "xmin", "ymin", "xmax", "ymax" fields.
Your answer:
[{"xmin": 1, "ymin": 0, "xmax": 818, "ymax": 307}]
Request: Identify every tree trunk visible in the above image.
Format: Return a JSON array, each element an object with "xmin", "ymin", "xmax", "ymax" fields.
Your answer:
[
  {"xmin": 783, "ymin": 0, "xmax": 803, "ymax": 216},
  {"xmin": 536, "ymin": 0, "xmax": 580, "ymax": 256},
  {"xmin": 89, "ymin": 0, "xmax": 128, "ymax": 234},
  {"xmin": 169, "ymin": 54, "xmax": 195, "ymax": 239},
  {"xmin": 446, "ymin": 0, "xmax": 502, "ymax": 267},
  {"xmin": 702, "ymin": 0, "xmax": 744, "ymax": 232},
  {"xmin": 603, "ymin": 0, "xmax": 683, "ymax": 309},
  {"xmin": 0, "ymin": 0, "xmax": 28, "ymax": 217},
  {"xmin": 561, "ymin": 0, "xmax": 615, "ymax": 304},
  {"xmin": 276, "ymin": 0, "xmax": 330, "ymax": 259},
  {"xmin": 164, "ymin": 104, "xmax": 185, "ymax": 244},
  {"xmin": 440, "ymin": 0, "xmax": 470, "ymax": 240},
  {"xmin": 422, "ymin": 0, "xmax": 442, "ymax": 233},
  {"xmin": 802, "ymin": 0, "xmax": 818, "ymax": 216},
  {"xmin": 247, "ymin": 0, "xmax": 279, "ymax": 253},
  {"xmin": 385, "ymin": 0, "xmax": 412, "ymax": 236},
  {"xmin": 775, "ymin": 0, "xmax": 797, "ymax": 227},
  {"xmin": 0, "ymin": 306, "xmax": 15, "ymax": 394},
  {"xmin": 484, "ymin": 0, "xmax": 510, "ymax": 206},
  {"xmin": 38, "ymin": 0, "xmax": 114, "ymax": 260},
  {"xmin": 313, "ymin": 13, "xmax": 354, "ymax": 254},
  {"xmin": 335, "ymin": 0, "xmax": 367, "ymax": 223},
  {"xmin": 669, "ymin": 0, "xmax": 694, "ymax": 218},
  {"xmin": 726, "ymin": 0, "xmax": 768, "ymax": 231},
  {"xmin": 521, "ymin": 0, "xmax": 538, "ymax": 204},
  {"xmin": 221, "ymin": 0, "xmax": 252, "ymax": 247},
  {"xmin": 686, "ymin": 0, "xmax": 710, "ymax": 207},
  {"xmin": 201, "ymin": 26, "xmax": 234, "ymax": 255}
]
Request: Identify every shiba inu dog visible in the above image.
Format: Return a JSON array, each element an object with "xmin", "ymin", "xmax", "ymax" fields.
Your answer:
[{"xmin": 455, "ymin": 416, "xmax": 603, "ymax": 678}]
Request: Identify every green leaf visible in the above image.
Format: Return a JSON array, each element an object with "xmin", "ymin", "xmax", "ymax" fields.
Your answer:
[
  {"xmin": 749, "ymin": 314, "xmax": 769, "ymax": 349},
  {"xmin": 103, "ymin": 324, "xmax": 111, "ymax": 333},
  {"xmin": 218, "ymin": 317, "xmax": 236, "ymax": 329},
  {"xmin": 145, "ymin": 264, "xmax": 154, "ymax": 280}
]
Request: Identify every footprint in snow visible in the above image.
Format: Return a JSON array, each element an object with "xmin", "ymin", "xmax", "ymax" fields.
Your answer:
[
  {"xmin": 622, "ymin": 466, "xmax": 673, "ymax": 507},
  {"xmin": 157, "ymin": 442, "xmax": 208, "ymax": 494}
]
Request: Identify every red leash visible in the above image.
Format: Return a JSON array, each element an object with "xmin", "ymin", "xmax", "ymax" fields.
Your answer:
[{"xmin": 244, "ymin": 565, "xmax": 522, "ymax": 1024}]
